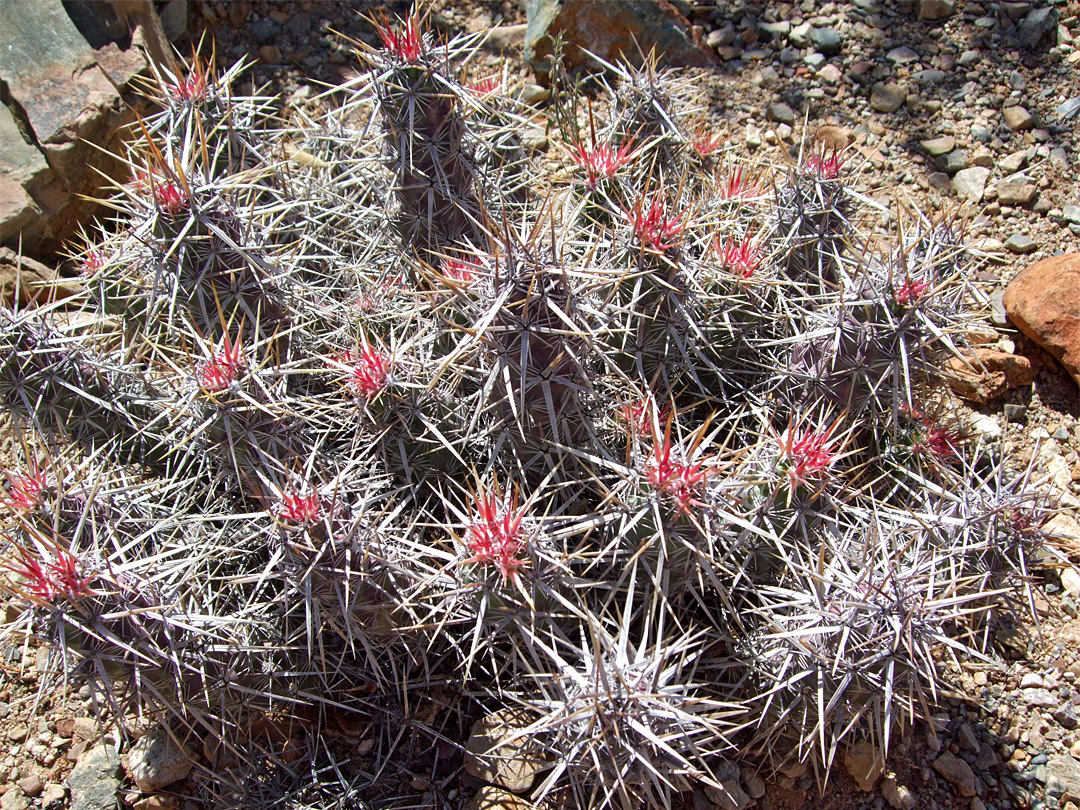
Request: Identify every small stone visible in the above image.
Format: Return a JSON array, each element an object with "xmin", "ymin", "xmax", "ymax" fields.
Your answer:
[
  {"xmin": 809, "ymin": 27, "xmax": 843, "ymax": 55},
  {"xmin": 40, "ymin": 785, "xmax": 66, "ymax": 810},
  {"xmin": 766, "ymin": 102, "xmax": 796, "ymax": 125},
  {"xmin": 743, "ymin": 774, "xmax": 766, "ymax": 799},
  {"xmin": 15, "ymin": 776, "xmax": 42, "ymax": 799},
  {"xmin": 1047, "ymin": 755, "xmax": 1080, "ymax": 803},
  {"xmin": 997, "ymin": 178, "xmax": 1038, "ymax": 206},
  {"xmin": 1062, "ymin": 568, "xmax": 1080, "ymax": 598},
  {"xmin": 887, "ymin": 46, "xmax": 919, "ymax": 64},
  {"xmin": 958, "ymin": 723, "xmax": 980, "ymax": 753},
  {"xmin": 519, "ymin": 129, "xmax": 548, "ymax": 154},
  {"xmin": 1019, "ymin": 7, "xmax": 1059, "ymax": 50},
  {"xmin": 817, "ymin": 64, "xmax": 842, "ymax": 84},
  {"xmin": 1057, "ymin": 705, "xmax": 1080, "ymax": 730},
  {"xmin": 814, "ymin": 126, "xmax": 854, "ymax": 151},
  {"xmin": 1021, "ymin": 673, "xmax": 1045, "ymax": 688},
  {"xmin": 1006, "ymin": 234, "xmax": 1037, "ymax": 254},
  {"xmin": 1001, "ymin": 150, "xmax": 1028, "ymax": 173},
  {"xmin": 1004, "ymin": 106, "xmax": 1035, "ymax": 131},
  {"xmin": 463, "ymin": 786, "xmax": 534, "ymax": 810},
  {"xmin": 959, "ymin": 49, "xmax": 981, "ymax": 65},
  {"xmin": 953, "ymin": 167, "xmax": 991, "ymax": 203},
  {"xmin": 939, "ymin": 150, "xmax": 968, "ymax": 174},
  {"xmin": 789, "ymin": 22, "xmax": 812, "ymax": 47},
  {"xmin": 745, "ymin": 125, "xmax": 762, "ymax": 149},
  {"xmin": 933, "ymin": 751, "xmax": 977, "ymax": 797},
  {"xmin": 132, "ymin": 796, "xmax": 179, "ymax": 810},
  {"xmin": 844, "ymin": 739, "xmax": 883, "ymax": 791},
  {"xmin": 707, "ymin": 759, "xmax": 752, "ymax": 810},
  {"xmin": 7, "ymin": 725, "xmax": 28, "ymax": 743},
  {"xmin": 67, "ymin": 745, "xmax": 120, "ymax": 810},
  {"xmin": 72, "ymin": 718, "xmax": 98, "ymax": 742},
  {"xmin": 969, "ymin": 413, "xmax": 1002, "ymax": 440},
  {"xmin": 882, "ymin": 777, "xmax": 916, "ymax": 810},
  {"xmin": 249, "ymin": 18, "xmax": 280, "ymax": 44},
  {"xmin": 258, "ymin": 45, "xmax": 282, "ymax": 63},
  {"xmin": 1062, "ymin": 205, "xmax": 1080, "ymax": 225},
  {"xmin": 921, "ymin": 136, "xmax": 955, "ymax": 157},
  {"xmin": 918, "ymin": 0, "xmax": 955, "ymax": 20},
  {"xmin": 870, "ymin": 82, "xmax": 907, "ymax": 113},
  {"xmin": 464, "ymin": 710, "xmax": 547, "ymax": 793},
  {"xmin": 127, "ymin": 728, "xmax": 195, "ymax": 793},
  {"xmin": 1024, "ymin": 688, "xmax": 1059, "ymax": 708},
  {"xmin": 1, "ymin": 789, "xmax": 27, "ymax": 810},
  {"xmin": 928, "ymin": 172, "xmax": 951, "ymax": 191}
]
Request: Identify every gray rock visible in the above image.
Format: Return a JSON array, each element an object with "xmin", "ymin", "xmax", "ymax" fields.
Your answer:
[
  {"xmin": 913, "ymin": 69, "xmax": 946, "ymax": 86},
  {"xmin": 957, "ymin": 723, "xmax": 980, "ymax": 754},
  {"xmin": 1004, "ymin": 106, "xmax": 1035, "ymax": 132},
  {"xmin": 932, "ymin": 751, "xmax": 977, "ymax": 797},
  {"xmin": 1062, "ymin": 205, "xmax": 1080, "ymax": 225},
  {"xmin": 8, "ymin": 725, "xmax": 28, "ymax": 743},
  {"xmin": 959, "ymin": 49, "xmax": 981, "ymax": 65},
  {"xmin": 928, "ymin": 171, "xmax": 951, "ymax": 191},
  {"xmin": 67, "ymin": 745, "xmax": 120, "ymax": 810},
  {"xmin": 520, "ymin": 128, "xmax": 548, "ymax": 153},
  {"xmin": 486, "ymin": 23, "xmax": 529, "ymax": 49},
  {"xmin": 759, "ymin": 20, "xmax": 791, "ymax": 40},
  {"xmin": 887, "ymin": 46, "xmax": 919, "ymax": 64},
  {"xmin": 1047, "ymin": 755, "xmax": 1080, "ymax": 803},
  {"xmin": 881, "ymin": 777, "xmax": 916, "ymax": 810},
  {"xmin": 870, "ymin": 82, "xmax": 907, "ymax": 113},
  {"xmin": 953, "ymin": 167, "xmax": 990, "ymax": 202},
  {"xmin": 939, "ymin": 151, "xmax": 968, "ymax": 175},
  {"xmin": 249, "ymin": 18, "xmax": 280, "ymax": 43},
  {"xmin": 918, "ymin": 0, "xmax": 955, "ymax": 20},
  {"xmin": 809, "ymin": 27, "xmax": 843, "ymax": 55},
  {"xmin": 743, "ymin": 773, "xmax": 766, "ymax": 799},
  {"xmin": 706, "ymin": 760, "xmax": 751, "ymax": 810},
  {"xmin": 1023, "ymin": 687, "xmax": 1058, "ymax": 707},
  {"xmin": 1018, "ymin": 7, "xmax": 1059, "ymax": 50},
  {"xmin": 1006, "ymin": 234, "xmax": 1037, "ymax": 254},
  {"xmin": 464, "ymin": 710, "xmax": 546, "ymax": 793},
  {"xmin": 127, "ymin": 728, "xmax": 195, "ymax": 793},
  {"xmin": 789, "ymin": 22, "xmax": 812, "ymax": 47},
  {"xmin": 524, "ymin": 0, "xmax": 718, "ymax": 75},
  {"xmin": 1055, "ymin": 705, "xmax": 1079, "ymax": 729},
  {"xmin": 1001, "ymin": 150, "xmax": 1028, "ymax": 173},
  {"xmin": 283, "ymin": 13, "xmax": 311, "ymax": 38},
  {"xmin": 766, "ymin": 102, "xmax": 796, "ymax": 126}
]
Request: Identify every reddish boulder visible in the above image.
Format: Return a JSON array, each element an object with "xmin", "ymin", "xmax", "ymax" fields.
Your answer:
[{"xmin": 1003, "ymin": 253, "xmax": 1080, "ymax": 387}]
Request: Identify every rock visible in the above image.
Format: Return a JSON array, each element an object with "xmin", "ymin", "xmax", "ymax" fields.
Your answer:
[
  {"xmin": 707, "ymin": 759, "xmax": 751, "ymax": 810},
  {"xmin": 464, "ymin": 710, "xmax": 546, "ymax": 793},
  {"xmin": 1019, "ymin": 7, "xmax": 1059, "ymax": 49},
  {"xmin": 1047, "ymin": 514, "xmax": 1080, "ymax": 555},
  {"xmin": 946, "ymin": 360, "xmax": 1005, "ymax": 403},
  {"xmin": 0, "ymin": 247, "xmax": 82, "ymax": 306},
  {"xmin": 882, "ymin": 776, "xmax": 916, "ymax": 810},
  {"xmin": 759, "ymin": 20, "xmax": 791, "ymax": 40},
  {"xmin": 72, "ymin": 718, "xmax": 99, "ymax": 742},
  {"xmin": 1020, "ymin": 672, "xmax": 1045, "ymax": 688},
  {"xmin": 789, "ymin": 21, "xmax": 812, "ymax": 47},
  {"xmin": 1, "ymin": 789, "xmax": 27, "ymax": 810},
  {"xmin": 766, "ymin": 102, "xmax": 796, "ymax": 126},
  {"xmin": 809, "ymin": 27, "xmax": 843, "ymax": 55},
  {"xmin": 127, "ymin": 728, "xmax": 195, "ymax": 793},
  {"xmin": 15, "ymin": 776, "xmax": 42, "ymax": 799},
  {"xmin": 817, "ymin": 64, "xmax": 842, "ymax": 84},
  {"xmin": 524, "ymin": 0, "xmax": 718, "ymax": 76},
  {"xmin": 921, "ymin": 136, "xmax": 955, "ymax": 157},
  {"xmin": 1047, "ymin": 755, "xmax": 1080, "ymax": 803},
  {"xmin": 1064, "ymin": 205, "xmax": 1080, "ymax": 226},
  {"xmin": 743, "ymin": 773, "xmax": 766, "ymax": 799},
  {"xmin": 918, "ymin": 0, "xmax": 955, "ymax": 20},
  {"xmin": 1003, "ymin": 253, "xmax": 1080, "ymax": 386},
  {"xmin": 953, "ymin": 167, "xmax": 990, "ymax": 203},
  {"xmin": 1004, "ymin": 106, "xmax": 1035, "ymax": 131},
  {"xmin": 1006, "ymin": 234, "xmax": 1037, "ymax": 254},
  {"xmin": 40, "ymin": 785, "xmax": 66, "ymax": 810},
  {"xmin": 1001, "ymin": 150, "xmax": 1028, "ymax": 173},
  {"xmin": 1024, "ymin": 687, "xmax": 1058, "ymax": 708},
  {"xmin": 887, "ymin": 46, "xmax": 919, "ymax": 64},
  {"xmin": 933, "ymin": 751, "xmax": 977, "ymax": 797},
  {"xmin": 464, "ymin": 786, "xmax": 535, "ymax": 810},
  {"xmin": 939, "ymin": 150, "xmax": 968, "ymax": 175},
  {"xmin": 132, "ymin": 796, "xmax": 179, "ymax": 810},
  {"xmin": 8, "ymin": 724, "xmax": 29, "ymax": 743},
  {"xmin": 249, "ymin": 17, "xmax": 280, "ymax": 43},
  {"xmin": 844, "ymin": 739, "xmax": 883, "ymax": 791},
  {"xmin": 1058, "ymin": 705, "xmax": 1080, "ymax": 730},
  {"xmin": 67, "ymin": 745, "xmax": 120, "ymax": 810},
  {"xmin": 814, "ymin": 126, "xmax": 854, "ymax": 151},
  {"xmin": 485, "ymin": 24, "xmax": 529, "ymax": 49},
  {"xmin": 870, "ymin": 82, "xmax": 907, "ymax": 113},
  {"xmin": 519, "ymin": 128, "xmax": 548, "ymax": 153},
  {"xmin": 997, "ymin": 178, "xmax": 1038, "ymax": 206}
]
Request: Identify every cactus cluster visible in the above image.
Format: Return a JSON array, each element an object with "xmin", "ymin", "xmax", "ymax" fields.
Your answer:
[{"xmin": 0, "ymin": 17, "xmax": 1053, "ymax": 809}]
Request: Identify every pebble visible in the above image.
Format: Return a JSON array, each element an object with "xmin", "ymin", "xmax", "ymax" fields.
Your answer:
[
  {"xmin": 939, "ymin": 151, "xmax": 968, "ymax": 174},
  {"xmin": 933, "ymin": 751, "xmax": 978, "ymax": 797},
  {"xmin": 40, "ymin": 786, "xmax": 65, "ymax": 810},
  {"xmin": 921, "ymin": 136, "xmax": 955, "ymax": 157},
  {"xmin": 15, "ymin": 777, "xmax": 41, "ymax": 799},
  {"xmin": 870, "ymin": 82, "xmax": 907, "ymax": 113},
  {"xmin": 1006, "ymin": 234, "xmax": 1038, "ymax": 254},
  {"xmin": 766, "ymin": 102, "xmax": 796, "ymax": 125},
  {"xmin": 953, "ymin": 167, "xmax": 991, "ymax": 203},
  {"xmin": 887, "ymin": 46, "xmax": 919, "ymax": 64},
  {"xmin": 6, "ymin": 727, "xmax": 27, "ymax": 744},
  {"xmin": 1062, "ymin": 205, "xmax": 1080, "ymax": 225},
  {"xmin": 997, "ymin": 177, "xmax": 1038, "ymax": 206},
  {"xmin": 1004, "ymin": 106, "xmax": 1036, "ymax": 131},
  {"xmin": 809, "ymin": 27, "xmax": 843, "ymax": 55},
  {"xmin": 127, "ymin": 729, "xmax": 195, "ymax": 793}
]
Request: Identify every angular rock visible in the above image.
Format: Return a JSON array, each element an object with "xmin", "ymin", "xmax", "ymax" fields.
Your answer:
[
  {"xmin": 525, "ymin": 0, "xmax": 718, "ymax": 76},
  {"xmin": 932, "ymin": 751, "xmax": 977, "ymax": 797},
  {"xmin": 1004, "ymin": 106, "xmax": 1035, "ymax": 131},
  {"xmin": 1, "ymin": 788, "xmax": 27, "ymax": 810},
  {"xmin": 0, "ymin": 247, "xmax": 82, "ymax": 306},
  {"xmin": 997, "ymin": 177, "xmax": 1037, "ymax": 206},
  {"xmin": 945, "ymin": 357, "xmax": 1006, "ymax": 402},
  {"xmin": 1019, "ymin": 7, "xmax": 1059, "ymax": 49},
  {"xmin": 15, "ymin": 777, "xmax": 42, "ymax": 799},
  {"xmin": 870, "ymin": 82, "xmax": 907, "ymax": 113},
  {"xmin": 40, "ymin": 785, "xmax": 66, "ymax": 810},
  {"xmin": 882, "ymin": 777, "xmax": 916, "ymax": 810},
  {"xmin": 1003, "ymin": 253, "xmax": 1080, "ymax": 385},
  {"xmin": 706, "ymin": 759, "xmax": 751, "ymax": 810},
  {"xmin": 809, "ymin": 27, "xmax": 843, "ymax": 55},
  {"xmin": 766, "ymin": 102, "xmax": 796, "ymax": 125},
  {"xmin": 953, "ymin": 166, "xmax": 990, "ymax": 203},
  {"xmin": 67, "ymin": 745, "xmax": 120, "ymax": 810},
  {"xmin": 845, "ymin": 739, "xmax": 883, "ymax": 790},
  {"xmin": 464, "ymin": 710, "xmax": 547, "ymax": 793},
  {"xmin": 1047, "ymin": 755, "xmax": 1080, "ymax": 803},
  {"xmin": 938, "ymin": 150, "xmax": 968, "ymax": 175},
  {"xmin": 127, "ymin": 728, "xmax": 195, "ymax": 793},
  {"xmin": 921, "ymin": 136, "xmax": 955, "ymax": 157},
  {"xmin": 1006, "ymin": 234, "xmax": 1037, "ymax": 254},
  {"xmin": 917, "ymin": 0, "xmax": 955, "ymax": 20}
]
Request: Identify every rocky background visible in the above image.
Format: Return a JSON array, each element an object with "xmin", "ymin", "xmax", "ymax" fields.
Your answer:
[{"xmin": 0, "ymin": 1, "xmax": 1079, "ymax": 809}]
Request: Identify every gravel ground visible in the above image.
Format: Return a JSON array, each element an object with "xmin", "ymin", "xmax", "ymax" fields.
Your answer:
[{"xmin": 1, "ymin": 1, "xmax": 1079, "ymax": 809}]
